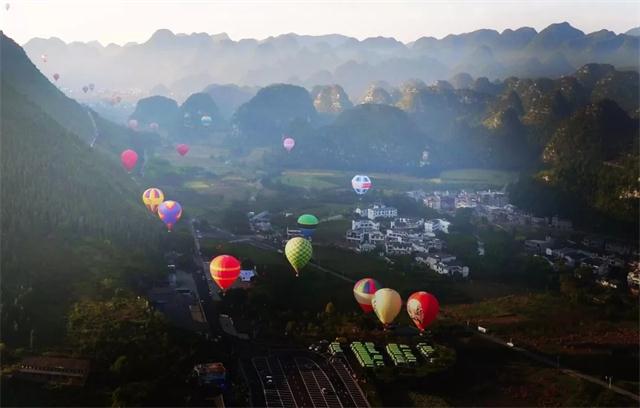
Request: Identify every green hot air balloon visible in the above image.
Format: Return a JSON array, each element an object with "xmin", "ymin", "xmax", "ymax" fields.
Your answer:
[
  {"xmin": 285, "ymin": 237, "xmax": 312, "ymax": 277},
  {"xmin": 297, "ymin": 214, "xmax": 319, "ymax": 239}
]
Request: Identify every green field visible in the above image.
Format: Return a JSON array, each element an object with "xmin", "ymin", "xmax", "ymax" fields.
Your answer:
[{"xmin": 277, "ymin": 168, "xmax": 518, "ymax": 192}]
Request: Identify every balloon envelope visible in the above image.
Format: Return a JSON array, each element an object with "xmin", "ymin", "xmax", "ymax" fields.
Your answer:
[
  {"xmin": 176, "ymin": 144, "xmax": 190, "ymax": 156},
  {"xmin": 82, "ymin": 86, "xmax": 88, "ymax": 93},
  {"xmin": 142, "ymin": 188, "xmax": 164, "ymax": 213},
  {"xmin": 128, "ymin": 119, "xmax": 138, "ymax": 130},
  {"xmin": 285, "ymin": 237, "xmax": 312, "ymax": 277},
  {"xmin": 157, "ymin": 200, "xmax": 182, "ymax": 231},
  {"xmin": 372, "ymin": 288, "xmax": 402, "ymax": 326},
  {"xmin": 407, "ymin": 291, "xmax": 439, "ymax": 332},
  {"xmin": 297, "ymin": 214, "xmax": 319, "ymax": 239},
  {"xmin": 120, "ymin": 149, "xmax": 138, "ymax": 172},
  {"xmin": 89, "ymin": 83, "xmax": 95, "ymax": 91},
  {"xmin": 353, "ymin": 278, "xmax": 381, "ymax": 313},
  {"xmin": 210, "ymin": 255, "xmax": 241, "ymax": 291},
  {"xmin": 149, "ymin": 122, "xmax": 159, "ymax": 131},
  {"xmin": 201, "ymin": 116, "xmax": 212, "ymax": 126},
  {"xmin": 351, "ymin": 175, "xmax": 372, "ymax": 195},
  {"xmin": 283, "ymin": 137, "xmax": 295, "ymax": 152},
  {"xmin": 53, "ymin": 73, "xmax": 60, "ymax": 81}
]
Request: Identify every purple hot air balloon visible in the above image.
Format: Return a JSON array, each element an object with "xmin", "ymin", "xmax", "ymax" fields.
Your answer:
[{"xmin": 157, "ymin": 200, "xmax": 183, "ymax": 231}]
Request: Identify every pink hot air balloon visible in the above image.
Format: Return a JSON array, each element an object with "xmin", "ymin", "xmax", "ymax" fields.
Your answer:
[
  {"xmin": 149, "ymin": 122, "xmax": 159, "ymax": 131},
  {"xmin": 283, "ymin": 137, "xmax": 295, "ymax": 152},
  {"xmin": 120, "ymin": 149, "xmax": 138, "ymax": 173},
  {"xmin": 128, "ymin": 119, "xmax": 138, "ymax": 130},
  {"xmin": 53, "ymin": 73, "xmax": 60, "ymax": 82},
  {"xmin": 176, "ymin": 144, "xmax": 190, "ymax": 156}
]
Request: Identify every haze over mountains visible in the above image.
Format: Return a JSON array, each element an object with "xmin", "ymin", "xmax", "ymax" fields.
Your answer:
[{"xmin": 24, "ymin": 22, "xmax": 640, "ymax": 99}]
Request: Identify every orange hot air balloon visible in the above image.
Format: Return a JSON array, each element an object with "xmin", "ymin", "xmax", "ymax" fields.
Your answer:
[
  {"xmin": 120, "ymin": 149, "xmax": 138, "ymax": 172},
  {"xmin": 176, "ymin": 144, "xmax": 189, "ymax": 156},
  {"xmin": 210, "ymin": 255, "xmax": 241, "ymax": 292},
  {"xmin": 406, "ymin": 291, "xmax": 439, "ymax": 332}
]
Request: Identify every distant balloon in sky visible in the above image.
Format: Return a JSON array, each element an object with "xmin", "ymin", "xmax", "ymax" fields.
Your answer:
[
  {"xmin": 149, "ymin": 122, "xmax": 159, "ymax": 132},
  {"xmin": 285, "ymin": 237, "xmax": 312, "ymax": 277},
  {"xmin": 142, "ymin": 188, "xmax": 164, "ymax": 213},
  {"xmin": 115, "ymin": 96, "xmax": 122, "ymax": 104},
  {"xmin": 5, "ymin": 3, "xmax": 10, "ymax": 11},
  {"xmin": 371, "ymin": 288, "xmax": 402, "ymax": 327},
  {"xmin": 128, "ymin": 119, "xmax": 138, "ymax": 130},
  {"xmin": 120, "ymin": 149, "xmax": 138, "ymax": 173},
  {"xmin": 53, "ymin": 73, "xmax": 60, "ymax": 82},
  {"xmin": 353, "ymin": 278, "xmax": 381, "ymax": 313},
  {"xmin": 82, "ymin": 86, "xmax": 89, "ymax": 93},
  {"xmin": 176, "ymin": 144, "xmax": 190, "ymax": 156},
  {"xmin": 157, "ymin": 200, "xmax": 183, "ymax": 231},
  {"xmin": 201, "ymin": 115, "xmax": 212, "ymax": 127},
  {"xmin": 210, "ymin": 255, "xmax": 241, "ymax": 292},
  {"xmin": 88, "ymin": 83, "xmax": 95, "ymax": 91},
  {"xmin": 351, "ymin": 175, "xmax": 372, "ymax": 195},
  {"xmin": 407, "ymin": 291, "xmax": 439, "ymax": 332},
  {"xmin": 40, "ymin": 54, "xmax": 47, "ymax": 63},
  {"xmin": 283, "ymin": 137, "xmax": 295, "ymax": 152}
]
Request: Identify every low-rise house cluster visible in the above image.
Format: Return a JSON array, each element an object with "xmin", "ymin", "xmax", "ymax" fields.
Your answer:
[
  {"xmin": 416, "ymin": 253, "xmax": 469, "ymax": 278},
  {"xmin": 422, "ymin": 189, "xmax": 508, "ymax": 211},
  {"xmin": 248, "ymin": 211, "xmax": 271, "ymax": 232}
]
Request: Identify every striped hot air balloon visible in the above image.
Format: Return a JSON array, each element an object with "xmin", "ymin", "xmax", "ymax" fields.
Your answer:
[
  {"xmin": 297, "ymin": 214, "xmax": 319, "ymax": 239},
  {"xmin": 284, "ymin": 237, "xmax": 312, "ymax": 277},
  {"xmin": 351, "ymin": 175, "xmax": 372, "ymax": 195},
  {"xmin": 353, "ymin": 278, "xmax": 381, "ymax": 313},
  {"xmin": 157, "ymin": 200, "xmax": 182, "ymax": 231},
  {"xmin": 142, "ymin": 188, "xmax": 164, "ymax": 213},
  {"xmin": 210, "ymin": 255, "xmax": 241, "ymax": 292}
]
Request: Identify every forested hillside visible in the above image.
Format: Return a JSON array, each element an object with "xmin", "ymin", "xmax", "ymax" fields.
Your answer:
[{"xmin": 0, "ymin": 35, "xmax": 166, "ymax": 347}]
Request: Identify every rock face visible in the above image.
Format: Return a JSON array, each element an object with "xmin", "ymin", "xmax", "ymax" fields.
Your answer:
[
  {"xmin": 311, "ymin": 84, "xmax": 353, "ymax": 114},
  {"xmin": 130, "ymin": 95, "xmax": 179, "ymax": 127},
  {"xmin": 233, "ymin": 84, "xmax": 316, "ymax": 142},
  {"xmin": 360, "ymin": 85, "xmax": 393, "ymax": 105}
]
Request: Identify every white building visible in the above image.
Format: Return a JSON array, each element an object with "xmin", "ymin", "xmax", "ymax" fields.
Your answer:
[
  {"xmin": 367, "ymin": 205, "xmax": 398, "ymax": 220},
  {"xmin": 352, "ymin": 219, "xmax": 380, "ymax": 232},
  {"xmin": 425, "ymin": 219, "xmax": 451, "ymax": 234}
]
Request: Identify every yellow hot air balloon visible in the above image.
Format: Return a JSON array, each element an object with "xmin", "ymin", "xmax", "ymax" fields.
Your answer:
[
  {"xmin": 284, "ymin": 237, "xmax": 312, "ymax": 277},
  {"xmin": 371, "ymin": 288, "xmax": 402, "ymax": 328},
  {"xmin": 142, "ymin": 188, "xmax": 164, "ymax": 213}
]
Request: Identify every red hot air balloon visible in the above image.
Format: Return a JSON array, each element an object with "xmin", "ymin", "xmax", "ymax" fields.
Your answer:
[
  {"xmin": 176, "ymin": 144, "xmax": 190, "ymax": 156},
  {"xmin": 406, "ymin": 291, "xmax": 439, "ymax": 332},
  {"xmin": 53, "ymin": 73, "xmax": 60, "ymax": 81},
  {"xmin": 210, "ymin": 255, "xmax": 241, "ymax": 292},
  {"xmin": 120, "ymin": 149, "xmax": 138, "ymax": 173},
  {"xmin": 128, "ymin": 119, "xmax": 138, "ymax": 130}
]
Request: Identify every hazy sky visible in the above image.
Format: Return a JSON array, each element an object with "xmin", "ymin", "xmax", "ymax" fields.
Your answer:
[{"xmin": 4, "ymin": 0, "xmax": 639, "ymax": 45}]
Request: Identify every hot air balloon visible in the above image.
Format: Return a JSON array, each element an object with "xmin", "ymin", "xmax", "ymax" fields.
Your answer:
[
  {"xmin": 351, "ymin": 175, "xmax": 372, "ymax": 195},
  {"xmin": 407, "ymin": 291, "xmax": 439, "ymax": 332},
  {"xmin": 89, "ymin": 83, "xmax": 95, "ymax": 91},
  {"xmin": 285, "ymin": 237, "xmax": 312, "ymax": 277},
  {"xmin": 201, "ymin": 115, "xmax": 212, "ymax": 127},
  {"xmin": 283, "ymin": 137, "xmax": 295, "ymax": 152},
  {"xmin": 371, "ymin": 288, "xmax": 402, "ymax": 328},
  {"xmin": 128, "ymin": 119, "xmax": 138, "ymax": 130},
  {"xmin": 53, "ymin": 73, "xmax": 60, "ymax": 81},
  {"xmin": 157, "ymin": 200, "xmax": 182, "ymax": 231},
  {"xmin": 353, "ymin": 278, "xmax": 381, "ymax": 313},
  {"xmin": 210, "ymin": 255, "xmax": 241, "ymax": 292},
  {"xmin": 297, "ymin": 214, "xmax": 319, "ymax": 239},
  {"xmin": 120, "ymin": 149, "xmax": 138, "ymax": 172},
  {"xmin": 142, "ymin": 188, "xmax": 164, "ymax": 213},
  {"xmin": 82, "ymin": 86, "xmax": 89, "ymax": 93},
  {"xmin": 115, "ymin": 96, "xmax": 122, "ymax": 104},
  {"xmin": 176, "ymin": 144, "xmax": 189, "ymax": 156},
  {"xmin": 149, "ymin": 122, "xmax": 159, "ymax": 131},
  {"xmin": 5, "ymin": 3, "xmax": 10, "ymax": 11},
  {"xmin": 40, "ymin": 54, "xmax": 47, "ymax": 63}
]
